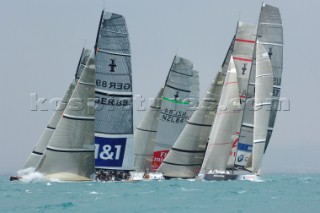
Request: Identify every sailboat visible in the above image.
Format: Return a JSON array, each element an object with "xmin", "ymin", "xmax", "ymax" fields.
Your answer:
[
  {"xmin": 132, "ymin": 55, "xmax": 199, "ymax": 180},
  {"xmin": 199, "ymin": 4, "xmax": 282, "ymax": 181},
  {"xmin": 152, "ymin": 56, "xmax": 199, "ymax": 171},
  {"xmin": 35, "ymin": 53, "xmax": 96, "ymax": 181},
  {"xmin": 94, "ymin": 11, "xmax": 134, "ymax": 181},
  {"xmin": 10, "ymin": 49, "xmax": 93, "ymax": 181},
  {"xmin": 198, "ymin": 57, "xmax": 242, "ymax": 179},
  {"xmin": 157, "ymin": 20, "xmax": 257, "ymax": 179},
  {"xmin": 156, "ymin": 72, "xmax": 223, "ymax": 178}
]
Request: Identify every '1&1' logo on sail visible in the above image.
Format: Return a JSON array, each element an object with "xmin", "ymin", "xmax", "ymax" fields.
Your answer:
[{"xmin": 95, "ymin": 137, "xmax": 127, "ymax": 167}]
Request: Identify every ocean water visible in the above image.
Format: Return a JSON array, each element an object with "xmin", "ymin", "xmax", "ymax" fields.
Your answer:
[{"xmin": 1, "ymin": 174, "xmax": 319, "ymax": 213}]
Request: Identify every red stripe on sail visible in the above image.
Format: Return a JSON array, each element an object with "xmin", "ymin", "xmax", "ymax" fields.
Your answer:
[
  {"xmin": 235, "ymin": 38, "xmax": 256, "ymax": 43},
  {"xmin": 233, "ymin": 57, "xmax": 253, "ymax": 62},
  {"xmin": 224, "ymin": 81, "xmax": 238, "ymax": 85}
]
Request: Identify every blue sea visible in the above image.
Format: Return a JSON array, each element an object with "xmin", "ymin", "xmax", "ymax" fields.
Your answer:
[{"xmin": 1, "ymin": 174, "xmax": 319, "ymax": 213}]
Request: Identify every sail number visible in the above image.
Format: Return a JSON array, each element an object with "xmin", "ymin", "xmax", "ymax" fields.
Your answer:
[
  {"xmin": 96, "ymin": 79, "xmax": 131, "ymax": 90},
  {"xmin": 273, "ymin": 88, "xmax": 280, "ymax": 97}
]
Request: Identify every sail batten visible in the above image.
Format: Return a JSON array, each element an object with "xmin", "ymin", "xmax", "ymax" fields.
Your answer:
[{"xmin": 97, "ymin": 48, "xmax": 131, "ymax": 56}]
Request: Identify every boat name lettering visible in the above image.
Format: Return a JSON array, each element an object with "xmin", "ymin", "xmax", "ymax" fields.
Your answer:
[
  {"xmin": 96, "ymin": 80, "xmax": 131, "ymax": 90},
  {"xmin": 95, "ymin": 96, "xmax": 129, "ymax": 106}
]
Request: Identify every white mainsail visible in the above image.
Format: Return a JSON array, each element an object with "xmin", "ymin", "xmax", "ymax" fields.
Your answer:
[
  {"xmin": 23, "ymin": 49, "xmax": 92, "ymax": 170},
  {"xmin": 200, "ymin": 57, "xmax": 241, "ymax": 173},
  {"xmin": 157, "ymin": 72, "xmax": 224, "ymax": 178},
  {"xmin": 94, "ymin": 11, "xmax": 134, "ymax": 171},
  {"xmin": 251, "ymin": 41, "xmax": 273, "ymax": 174},
  {"xmin": 133, "ymin": 88, "xmax": 163, "ymax": 172},
  {"xmin": 257, "ymin": 3, "xmax": 283, "ymax": 151},
  {"xmin": 152, "ymin": 55, "xmax": 196, "ymax": 171},
  {"xmin": 36, "ymin": 56, "xmax": 96, "ymax": 181}
]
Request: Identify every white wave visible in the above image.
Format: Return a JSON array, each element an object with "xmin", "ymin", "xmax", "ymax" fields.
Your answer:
[
  {"xmin": 89, "ymin": 191, "xmax": 101, "ymax": 195},
  {"xmin": 17, "ymin": 167, "xmax": 35, "ymax": 176},
  {"xmin": 181, "ymin": 187, "xmax": 200, "ymax": 192},
  {"xmin": 17, "ymin": 168, "xmax": 46, "ymax": 183}
]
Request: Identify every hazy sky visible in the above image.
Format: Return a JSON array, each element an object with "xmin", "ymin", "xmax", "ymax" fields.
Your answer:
[{"xmin": 1, "ymin": 0, "xmax": 319, "ymax": 175}]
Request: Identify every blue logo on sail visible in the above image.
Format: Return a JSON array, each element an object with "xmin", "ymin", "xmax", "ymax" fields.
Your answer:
[
  {"xmin": 237, "ymin": 143, "xmax": 253, "ymax": 152},
  {"xmin": 95, "ymin": 137, "xmax": 126, "ymax": 167}
]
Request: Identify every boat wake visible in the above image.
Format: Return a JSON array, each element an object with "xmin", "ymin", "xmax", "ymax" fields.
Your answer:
[{"xmin": 17, "ymin": 168, "xmax": 45, "ymax": 183}]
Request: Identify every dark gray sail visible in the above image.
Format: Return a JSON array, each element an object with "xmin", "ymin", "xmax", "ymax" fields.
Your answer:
[
  {"xmin": 257, "ymin": 4, "xmax": 283, "ymax": 151},
  {"xmin": 94, "ymin": 11, "xmax": 134, "ymax": 171},
  {"xmin": 75, "ymin": 48, "xmax": 93, "ymax": 80}
]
